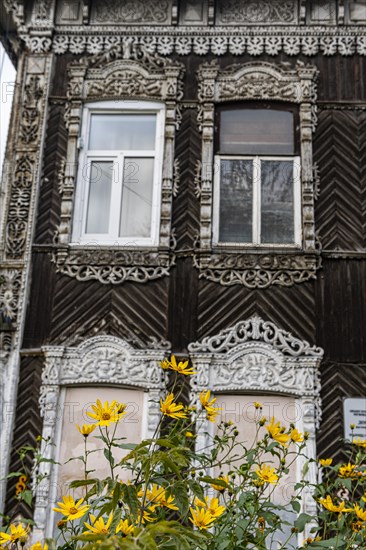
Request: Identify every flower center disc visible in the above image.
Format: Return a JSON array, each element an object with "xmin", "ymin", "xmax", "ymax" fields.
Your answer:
[
  {"xmin": 69, "ymin": 507, "xmax": 78, "ymax": 514},
  {"xmin": 102, "ymin": 412, "xmax": 111, "ymax": 420}
]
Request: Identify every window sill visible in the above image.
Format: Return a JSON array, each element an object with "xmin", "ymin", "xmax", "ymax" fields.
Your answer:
[
  {"xmin": 51, "ymin": 244, "xmax": 175, "ymax": 285},
  {"xmin": 193, "ymin": 248, "xmax": 321, "ymax": 289}
]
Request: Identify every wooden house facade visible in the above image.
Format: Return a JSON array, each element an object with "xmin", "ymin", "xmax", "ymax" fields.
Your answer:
[{"xmin": 0, "ymin": 0, "xmax": 365, "ymax": 534}]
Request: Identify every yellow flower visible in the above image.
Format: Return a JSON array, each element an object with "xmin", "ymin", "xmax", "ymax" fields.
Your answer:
[
  {"xmin": 211, "ymin": 475, "xmax": 229, "ymax": 492},
  {"xmin": 53, "ymin": 495, "xmax": 90, "ymax": 521},
  {"xmin": 353, "ymin": 438, "xmax": 366, "ymax": 449},
  {"xmin": 30, "ymin": 543, "xmax": 49, "ymax": 550},
  {"xmin": 318, "ymin": 495, "xmax": 352, "ymax": 514},
  {"xmin": 256, "ymin": 464, "xmax": 279, "ymax": 484},
  {"xmin": 160, "ymin": 359, "xmax": 171, "ymax": 370},
  {"xmin": 86, "ymin": 399, "xmax": 126, "ymax": 427},
  {"xmin": 338, "ymin": 463, "xmax": 358, "ymax": 479},
  {"xmin": 199, "ymin": 390, "xmax": 217, "ymax": 409},
  {"xmin": 169, "ymin": 355, "xmax": 196, "ymax": 376},
  {"xmin": 84, "ymin": 513, "xmax": 113, "ymax": 535},
  {"xmin": 303, "ymin": 537, "xmax": 322, "ymax": 546},
  {"xmin": 258, "ymin": 517, "xmax": 265, "ymax": 532},
  {"xmin": 189, "ymin": 506, "xmax": 216, "ymax": 530},
  {"xmin": 351, "ymin": 521, "xmax": 364, "ymax": 533},
  {"xmin": 116, "ymin": 519, "xmax": 134, "ymax": 536},
  {"xmin": 290, "ymin": 428, "xmax": 304, "ymax": 443},
  {"xmin": 350, "ymin": 423, "xmax": 356, "ymax": 430},
  {"xmin": 354, "ymin": 504, "xmax": 366, "ymax": 521},
  {"xmin": 160, "ymin": 393, "xmax": 187, "ymax": 420},
  {"xmin": 319, "ymin": 458, "xmax": 333, "ymax": 467},
  {"xmin": 76, "ymin": 423, "xmax": 96, "ymax": 437},
  {"xmin": 194, "ymin": 497, "xmax": 225, "ymax": 518},
  {"xmin": 145, "ymin": 484, "xmax": 179, "ymax": 511},
  {"xmin": 254, "ymin": 402, "xmax": 263, "ymax": 409},
  {"xmin": 185, "ymin": 431, "xmax": 196, "ymax": 438},
  {"xmin": 265, "ymin": 417, "xmax": 290, "ymax": 446},
  {"xmin": 0, "ymin": 524, "xmax": 30, "ymax": 545},
  {"xmin": 206, "ymin": 405, "xmax": 221, "ymax": 423}
]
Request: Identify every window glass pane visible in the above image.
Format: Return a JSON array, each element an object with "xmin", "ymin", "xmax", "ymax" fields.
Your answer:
[
  {"xmin": 261, "ymin": 160, "xmax": 294, "ymax": 244},
  {"xmin": 220, "ymin": 109, "xmax": 294, "ymax": 155},
  {"xmin": 120, "ymin": 158, "xmax": 154, "ymax": 238},
  {"xmin": 219, "ymin": 159, "xmax": 253, "ymax": 242},
  {"xmin": 89, "ymin": 114, "xmax": 156, "ymax": 150},
  {"xmin": 85, "ymin": 161, "xmax": 113, "ymax": 234}
]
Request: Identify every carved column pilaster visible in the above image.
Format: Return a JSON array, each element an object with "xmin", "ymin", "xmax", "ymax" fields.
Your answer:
[{"xmin": 0, "ymin": 52, "xmax": 54, "ymax": 514}]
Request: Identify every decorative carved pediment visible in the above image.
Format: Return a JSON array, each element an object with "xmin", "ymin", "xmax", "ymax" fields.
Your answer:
[{"xmin": 188, "ymin": 315, "xmax": 323, "ymax": 357}]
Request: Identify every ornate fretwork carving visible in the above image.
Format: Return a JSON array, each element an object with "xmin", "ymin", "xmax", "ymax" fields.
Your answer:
[
  {"xmin": 20, "ymin": 76, "xmax": 43, "ymax": 144},
  {"xmin": 0, "ymin": 270, "xmax": 22, "ymax": 321},
  {"xmin": 188, "ymin": 317, "xmax": 323, "ymax": 528},
  {"xmin": 32, "ymin": 336, "xmax": 168, "ymax": 541},
  {"xmin": 52, "ymin": 248, "xmax": 176, "ymax": 285},
  {"xmin": 172, "ymin": 158, "xmax": 180, "ymax": 197},
  {"xmin": 5, "ymin": 154, "xmax": 35, "ymax": 258},
  {"xmin": 194, "ymin": 60, "xmax": 319, "ymax": 287},
  {"xmin": 42, "ymin": 32, "xmax": 366, "ymax": 57},
  {"xmin": 188, "ymin": 315, "xmax": 323, "ymax": 357},
  {"xmin": 194, "ymin": 253, "xmax": 320, "ymax": 289},
  {"xmin": 217, "ymin": 0, "xmax": 298, "ymax": 24},
  {"xmin": 3, "ymin": 1, "xmax": 24, "ymax": 25},
  {"xmin": 91, "ymin": 0, "xmax": 171, "ymax": 24}
]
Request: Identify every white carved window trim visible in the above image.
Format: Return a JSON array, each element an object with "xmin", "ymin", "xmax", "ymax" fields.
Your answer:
[
  {"xmin": 53, "ymin": 45, "xmax": 184, "ymax": 286},
  {"xmin": 72, "ymin": 100, "xmax": 166, "ymax": 247},
  {"xmin": 188, "ymin": 316, "xmax": 323, "ymax": 536},
  {"xmin": 212, "ymin": 155, "xmax": 302, "ymax": 247},
  {"xmin": 32, "ymin": 336, "xmax": 168, "ymax": 542},
  {"xmin": 194, "ymin": 61, "xmax": 320, "ymax": 289}
]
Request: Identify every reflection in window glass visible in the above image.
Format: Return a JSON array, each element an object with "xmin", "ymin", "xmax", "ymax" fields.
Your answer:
[
  {"xmin": 120, "ymin": 158, "xmax": 154, "ymax": 238},
  {"xmin": 219, "ymin": 159, "xmax": 253, "ymax": 242},
  {"xmin": 89, "ymin": 114, "xmax": 156, "ymax": 150},
  {"xmin": 85, "ymin": 161, "xmax": 113, "ymax": 233},
  {"xmin": 261, "ymin": 161, "xmax": 294, "ymax": 244},
  {"xmin": 220, "ymin": 109, "xmax": 294, "ymax": 155}
]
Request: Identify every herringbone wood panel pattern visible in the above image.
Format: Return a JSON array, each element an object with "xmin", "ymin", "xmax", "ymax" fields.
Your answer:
[
  {"xmin": 318, "ymin": 362, "xmax": 366, "ymax": 462},
  {"xmin": 5, "ymin": 357, "xmax": 43, "ymax": 518},
  {"xmin": 49, "ymin": 274, "xmax": 169, "ymax": 345},
  {"xmin": 172, "ymin": 108, "xmax": 201, "ymax": 250},
  {"xmin": 34, "ymin": 103, "xmax": 67, "ymax": 244},
  {"xmin": 314, "ymin": 110, "xmax": 366, "ymax": 250},
  {"xmin": 198, "ymin": 279, "xmax": 316, "ymax": 344}
]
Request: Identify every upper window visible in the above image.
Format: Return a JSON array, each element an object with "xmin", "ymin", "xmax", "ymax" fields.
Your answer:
[
  {"xmin": 213, "ymin": 106, "xmax": 301, "ymax": 247},
  {"xmin": 72, "ymin": 101, "xmax": 165, "ymax": 246}
]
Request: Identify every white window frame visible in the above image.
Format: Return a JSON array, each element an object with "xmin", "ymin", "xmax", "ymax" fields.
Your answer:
[
  {"xmin": 72, "ymin": 100, "xmax": 166, "ymax": 247},
  {"xmin": 213, "ymin": 155, "xmax": 302, "ymax": 248}
]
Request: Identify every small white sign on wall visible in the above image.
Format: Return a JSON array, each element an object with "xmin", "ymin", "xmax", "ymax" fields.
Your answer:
[{"xmin": 343, "ymin": 397, "xmax": 366, "ymax": 441}]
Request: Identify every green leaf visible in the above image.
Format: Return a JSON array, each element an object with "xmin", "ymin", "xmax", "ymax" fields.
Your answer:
[
  {"xmin": 103, "ymin": 448, "xmax": 115, "ymax": 467},
  {"xmin": 302, "ymin": 460, "xmax": 309, "ymax": 477},
  {"xmin": 291, "ymin": 499, "xmax": 301, "ymax": 513},
  {"xmin": 21, "ymin": 490, "xmax": 33, "ymax": 507},
  {"xmin": 294, "ymin": 512, "xmax": 314, "ymax": 532}
]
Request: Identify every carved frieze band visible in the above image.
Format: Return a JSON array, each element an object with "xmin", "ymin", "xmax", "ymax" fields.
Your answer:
[
  {"xmin": 24, "ymin": 32, "xmax": 366, "ymax": 57},
  {"xmin": 0, "ymin": 270, "xmax": 22, "ymax": 321}
]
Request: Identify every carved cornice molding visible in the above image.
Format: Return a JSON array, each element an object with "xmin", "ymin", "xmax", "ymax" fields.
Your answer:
[
  {"xmin": 21, "ymin": 29, "xmax": 366, "ymax": 57},
  {"xmin": 51, "ymin": 247, "xmax": 176, "ymax": 285},
  {"xmin": 188, "ymin": 315, "xmax": 323, "ymax": 357},
  {"xmin": 193, "ymin": 252, "xmax": 321, "ymax": 288},
  {"xmin": 33, "ymin": 335, "xmax": 168, "ymax": 541}
]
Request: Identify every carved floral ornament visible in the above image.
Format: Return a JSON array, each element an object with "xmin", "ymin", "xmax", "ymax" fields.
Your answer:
[
  {"xmin": 32, "ymin": 335, "xmax": 169, "ymax": 541},
  {"xmin": 54, "ymin": 43, "xmax": 184, "ymax": 285},
  {"xmin": 194, "ymin": 60, "xmax": 321, "ymax": 288},
  {"xmin": 188, "ymin": 316, "xmax": 323, "ymax": 518}
]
